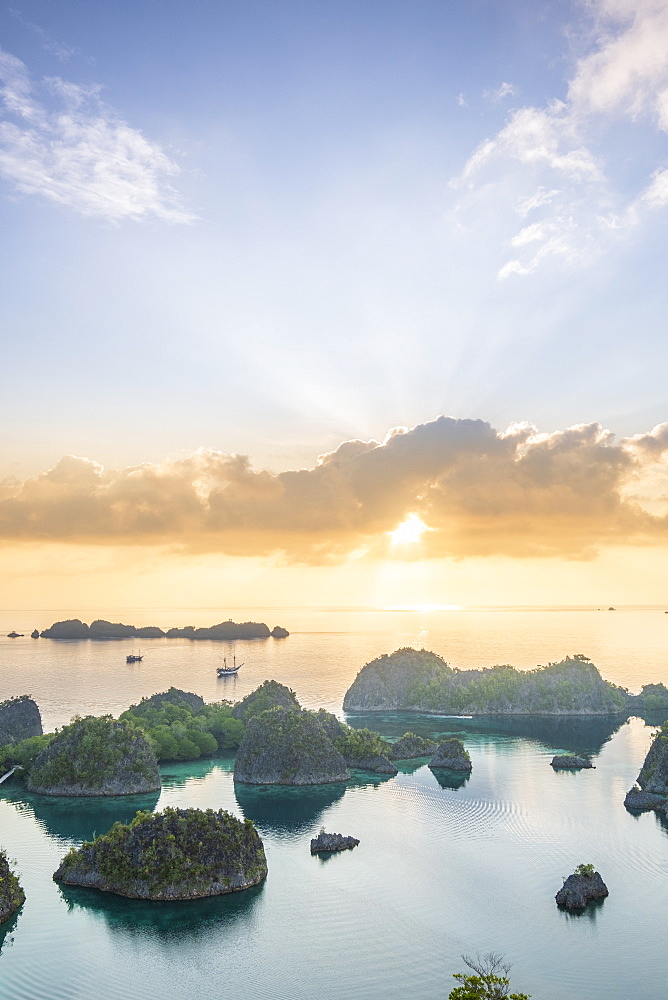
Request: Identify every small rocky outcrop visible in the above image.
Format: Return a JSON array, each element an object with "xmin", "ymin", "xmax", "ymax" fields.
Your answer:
[
  {"xmin": 429, "ymin": 738, "xmax": 472, "ymax": 771},
  {"xmin": 551, "ymin": 755, "xmax": 594, "ymax": 770},
  {"xmin": 624, "ymin": 786, "xmax": 666, "ymax": 812},
  {"xmin": 556, "ymin": 866, "xmax": 608, "ymax": 910},
  {"xmin": 635, "ymin": 728, "xmax": 668, "ymax": 794},
  {"xmin": 28, "ymin": 716, "xmax": 160, "ymax": 796},
  {"xmin": 0, "ymin": 851, "xmax": 25, "ymax": 924},
  {"xmin": 389, "ymin": 733, "xmax": 438, "ymax": 760},
  {"xmin": 232, "ymin": 680, "xmax": 301, "ymax": 722},
  {"xmin": 6, "ymin": 632, "xmax": 23, "ymax": 638},
  {"xmin": 30, "ymin": 629, "xmax": 40, "ymax": 639},
  {"xmin": 40, "ymin": 619, "xmax": 90, "ymax": 640},
  {"xmin": 310, "ymin": 831, "xmax": 359, "ymax": 853},
  {"xmin": 53, "ymin": 807, "xmax": 267, "ymax": 899},
  {"xmin": 234, "ymin": 707, "xmax": 349, "ymax": 785},
  {"xmin": 271, "ymin": 626, "xmax": 289, "ymax": 638},
  {"xmin": 0, "ymin": 695, "xmax": 43, "ymax": 746}
]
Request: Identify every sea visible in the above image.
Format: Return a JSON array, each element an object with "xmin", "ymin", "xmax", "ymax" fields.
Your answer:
[{"xmin": 1, "ymin": 606, "xmax": 667, "ymax": 1000}]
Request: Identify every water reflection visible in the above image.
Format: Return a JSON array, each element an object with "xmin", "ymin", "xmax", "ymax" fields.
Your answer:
[
  {"xmin": 557, "ymin": 896, "xmax": 607, "ymax": 922},
  {"xmin": 429, "ymin": 768, "xmax": 470, "ymax": 791},
  {"xmin": 0, "ymin": 783, "xmax": 160, "ymax": 843},
  {"xmin": 57, "ymin": 880, "xmax": 265, "ymax": 943},
  {"xmin": 234, "ymin": 780, "xmax": 347, "ymax": 835},
  {"xmin": 0, "ymin": 909, "xmax": 21, "ymax": 957},
  {"xmin": 346, "ymin": 711, "xmax": 628, "ymax": 756}
]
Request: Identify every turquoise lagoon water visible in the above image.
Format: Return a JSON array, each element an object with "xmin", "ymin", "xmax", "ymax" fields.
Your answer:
[{"xmin": 1, "ymin": 607, "xmax": 668, "ymax": 999}]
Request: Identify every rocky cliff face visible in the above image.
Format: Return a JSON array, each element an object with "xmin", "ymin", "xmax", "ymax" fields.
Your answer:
[
  {"xmin": 343, "ymin": 648, "xmax": 452, "ymax": 711},
  {"xmin": 343, "ymin": 650, "xmax": 628, "ymax": 715},
  {"xmin": 0, "ymin": 851, "xmax": 25, "ymax": 924},
  {"xmin": 234, "ymin": 707, "xmax": 350, "ymax": 785},
  {"xmin": 232, "ymin": 680, "xmax": 301, "ymax": 722},
  {"xmin": 636, "ymin": 729, "xmax": 668, "ymax": 794},
  {"xmin": 53, "ymin": 807, "xmax": 267, "ymax": 899},
  {"xmin": 0, "ymin": 695, "xmax": 43, "ymax": 746},
  {"xmin": 28, "ymin": 716, "xmax": 160, "ymax": 796}
]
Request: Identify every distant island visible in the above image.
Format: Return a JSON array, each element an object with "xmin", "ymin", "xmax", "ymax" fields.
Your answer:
[
  {"xmin": 38, "ymin": 618, "xmax": 289, "ymax": 641},
  {"xmin": 343, "ymin": 648, "xmax": 668, "ymax": 716}
]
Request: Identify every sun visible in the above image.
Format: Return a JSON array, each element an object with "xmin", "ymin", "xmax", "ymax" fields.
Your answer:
[{"xmin": 389, "ymin": 513, "xmax": 428, "ymax": 545}]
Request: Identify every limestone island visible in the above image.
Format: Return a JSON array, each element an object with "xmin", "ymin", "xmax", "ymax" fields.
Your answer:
[
  {"xmin": 0, "ymin": 851, "xmax": 25, "ymax": 924},
  {"xmin": 39, "ymin": 617, "xmax": 288, "ymax": 641},
  {"xmin": 624, "ymin": 723, "xmax": 668, "ymax": 813},
  {"xmin": 27, "ymin": 716, "xmax": 161, "ymax": 796},
  {"xmin": 550, "ymin": 755, "xmax": 594, "ymax": 770},
  {"xmin": 343, "ymin": 649, "xmax": 630, "ymax": 715},
  {"xmin": 234, "ymin": 706, "xmax": 350, "ymax": 785},
  {"xmin": 429, "ymin": 738, "xmax": 472, "ymax": 772},
  {"xmin": 0, "ymin": 695, "xmax": 43, "ymax": 746},
  {"xmin": 311, "ymin": 831, "xmax": 359, "ymax": 853},
  {"xmin": 556, "ymin": 864, "xmax": 608, "ymax": 910},
  {"xmin": 53, "ymin": 807, "xmax": 267, "ymax": 899}
]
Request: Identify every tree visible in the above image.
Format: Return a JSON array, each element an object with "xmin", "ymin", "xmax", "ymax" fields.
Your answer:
[{"xmin": 448, "ymin": 953, "xmax": 531, "ymax": 1000}]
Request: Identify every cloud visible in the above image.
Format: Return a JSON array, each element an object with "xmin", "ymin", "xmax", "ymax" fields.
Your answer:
[
  {"xmin": 483, "ymin": 81, "xmax": 518, "ymax": 103},
  {"xmin": 0, "ymin": 47, "xmax": 193, "ymax": 222},
  {"xmin": 1, "ymin": 416, "xmax": 668, "ymax": 563},
  {"xmin": 451, "ymin": 0, "xmax": 668, "ymax": 277}
]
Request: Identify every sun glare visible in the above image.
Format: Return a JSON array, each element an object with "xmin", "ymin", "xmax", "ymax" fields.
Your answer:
[{"xmin": 389, "ymin": 513, "xmax": 428, "ymax": 545}]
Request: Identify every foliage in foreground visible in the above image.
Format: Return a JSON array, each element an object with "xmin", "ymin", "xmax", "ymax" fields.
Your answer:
[{"xmin": 448, "ymin": 954, "xmax": 531, "ymax": 1000}]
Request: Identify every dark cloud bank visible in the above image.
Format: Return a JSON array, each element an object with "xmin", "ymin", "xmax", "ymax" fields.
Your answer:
[{"xmin": 2, "ymin": 417, "xmax": 668, "ymax": 563}]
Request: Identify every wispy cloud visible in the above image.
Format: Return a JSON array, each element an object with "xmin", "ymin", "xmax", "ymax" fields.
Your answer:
[
  {"xmin": 0, "ymin": 47, "xmax": 193, "ymax": 222},
  {"xmin": 452, "ymin": 0, "xmax": 668, "ymax": 277},
  {"xmin": 483, "ymin": 81, "xmax": 518, "ymax": 103},
  {"xmin": 1, "ymin": 416, "xmax": 668, "ymax": 563}
]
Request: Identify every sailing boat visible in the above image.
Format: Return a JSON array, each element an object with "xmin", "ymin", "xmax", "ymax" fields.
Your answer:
[
  {"xmin": 217, "ymin": 652, "xmax": 243, "ymax": 677},
  {"xmin": 126, "ymin": 649, "xmax": 143, "ymax": 663}
]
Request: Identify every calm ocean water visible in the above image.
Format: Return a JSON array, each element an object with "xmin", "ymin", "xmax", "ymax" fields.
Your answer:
[{"xmin": 1, "ymin": 607, "xmax": 667, "ymax": 999}]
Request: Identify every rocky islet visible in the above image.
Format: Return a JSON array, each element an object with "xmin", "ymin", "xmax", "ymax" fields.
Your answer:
[{"xmin": 53, "ymin": 807, "xmax": 267, "ymax": 899}]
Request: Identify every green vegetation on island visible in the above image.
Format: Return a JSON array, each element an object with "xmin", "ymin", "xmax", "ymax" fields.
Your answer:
[
  {"xmin": 27, "ymin": 716, "xmax": 161, "ymax": 796},
  {"xmin": 120, "ymin": 687, "xmax": 244, "ymax": 762},
  {"xmin": 343, "ymin": 649, "xmax": 629, "ymax": 715},
  {"xmin": 53, "ymin": 806, "xmax": 267, "ymax": 899},
  {"xmin": 0, "ymin": 850, "xmax": 25, "ymax": 925}
]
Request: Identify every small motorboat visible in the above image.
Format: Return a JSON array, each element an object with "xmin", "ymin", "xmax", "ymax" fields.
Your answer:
[
  {"xmin": 217, "ymin": 653, "xmax": 243, "ymax": 677},
  {"xmin": 126, "ymin": 651, "xmax": 143, "ymax": 663}
]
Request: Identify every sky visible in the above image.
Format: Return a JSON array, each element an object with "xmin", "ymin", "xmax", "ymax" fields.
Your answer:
[{"xmin": 1, "ymin": 0, "xmax": 668, "ymax": 608}]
